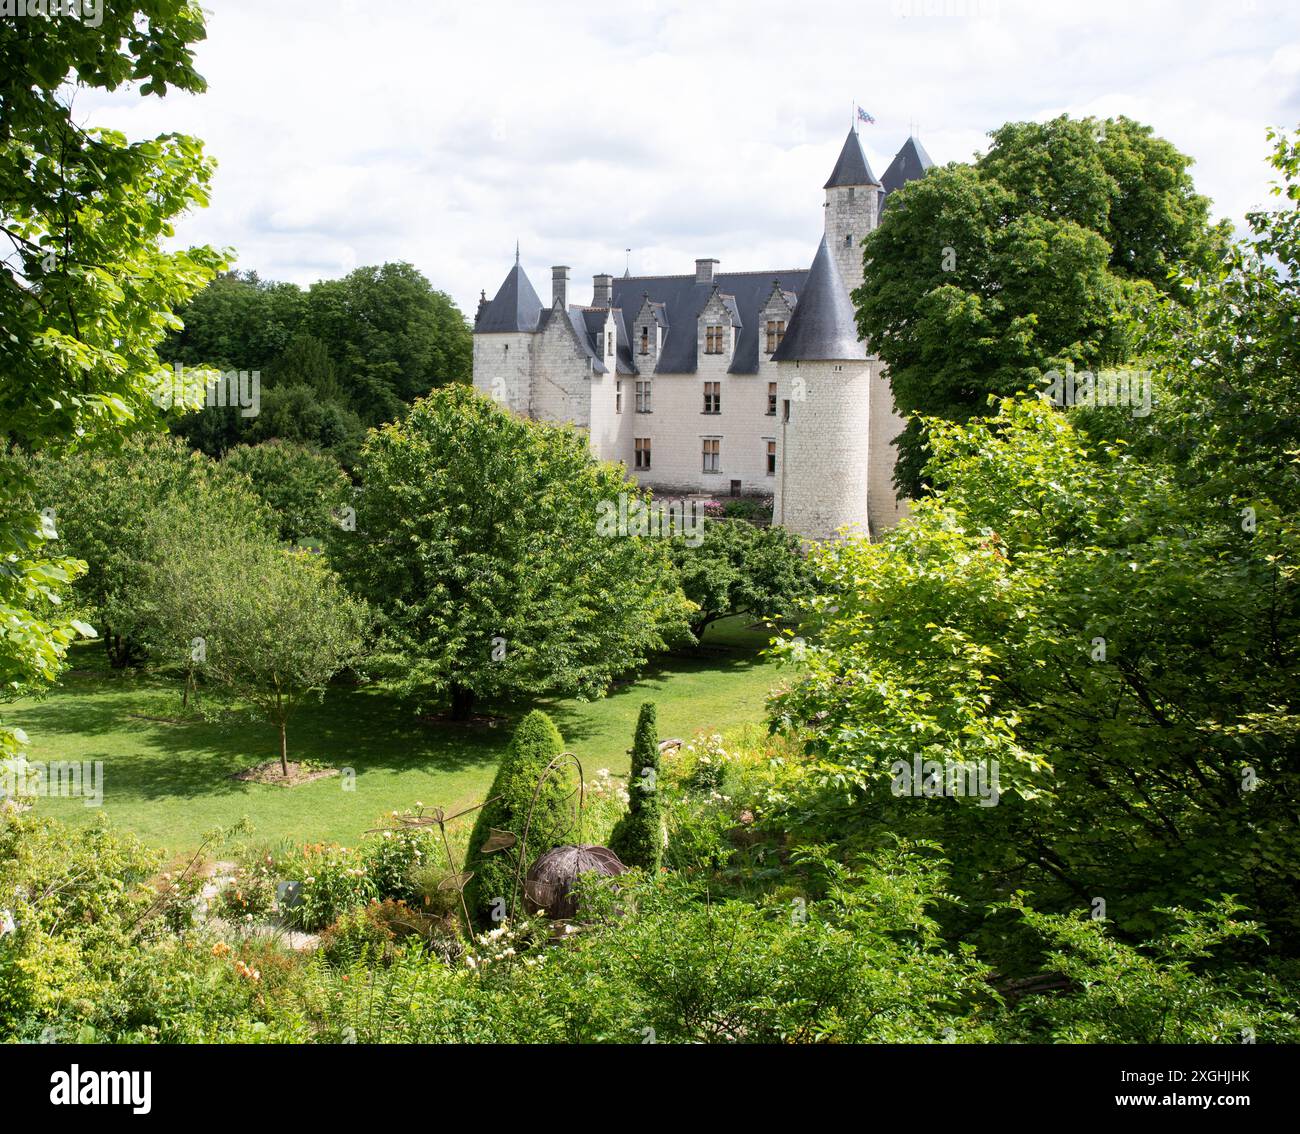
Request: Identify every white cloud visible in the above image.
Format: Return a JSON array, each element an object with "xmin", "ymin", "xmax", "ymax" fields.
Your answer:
[{"xmin": 76, "ymin": 0, "xmax": 1300, "ymax": 320}]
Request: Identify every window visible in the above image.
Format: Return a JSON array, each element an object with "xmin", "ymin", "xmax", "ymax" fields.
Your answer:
[
  {"xmin": 848, "ymin": 186, "xmax": 856, "ymax": 202},
  {"xmin": 765, "ymin": 321, "xmax": 786, "ymax": 354},
  {"xmin": 704, "ymin": 325, "xmax": 726, "ymax": 354},
  {"xmin": 615, "ymin": 380, "xmax": 623, "ymax": 414},
  {"xmin": 703, "ymin": 381, "xmax": 720, "ymax": 414},
  {"xmin": 766, "ymin": 440, "xmax": 777, "ymax": 476},
  {"xmin": 845, "ymin": 234, "xmax": 852, "ymax": 247},
  {"xmin": 767, "ymin": 381, "xmax": 777, "ymax": 415},
  {"xmin": 639, "ymin": 326, "xmax": 649, "ymax": 355},
  {"xmin": 635, "ymin": 437, "xmax": 651, "ymax": 470},
  {"xmin": 702, "ymin": 438, "xmax": 720, "ymax": 473},
  {"xmin": 606, "ymin": 331, "xmax": 614, "ymax": 356},
  {"xmin": 782, "ymin": 399, "xmax": 790, "ymax": 422},
  {"xmin": 635, "ymin": 380, "xmax": 652, "ymax": 413}
]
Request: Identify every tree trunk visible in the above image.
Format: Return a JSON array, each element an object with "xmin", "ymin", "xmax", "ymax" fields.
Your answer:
[
  {"xmin": 279, "ymin": 719, "xmax": 289, "ymax": 778},
  {"xmin": 449, "ymin": 684, "xmax": 475, "ymax": 721}
]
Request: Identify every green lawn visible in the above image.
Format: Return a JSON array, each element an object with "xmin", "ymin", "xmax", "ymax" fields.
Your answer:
[{"xmin": 8, "ymin": 618, "xmax": 785, "ymax": 855}]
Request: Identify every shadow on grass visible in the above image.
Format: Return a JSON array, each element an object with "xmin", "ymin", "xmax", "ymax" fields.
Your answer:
[{"xmin": 17, "ymin": 618, "xmax": 774, "ymax": 805}]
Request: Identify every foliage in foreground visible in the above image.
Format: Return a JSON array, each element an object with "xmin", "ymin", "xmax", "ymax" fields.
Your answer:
[{"xmin": 3, "ymin": 806, "xmax": 1295, "ymax": 1045}]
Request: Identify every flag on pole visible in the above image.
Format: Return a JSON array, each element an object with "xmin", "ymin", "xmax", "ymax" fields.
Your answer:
[{"xmin": 857, "ymin": 106, "xmax": 875, "ymax": 125}]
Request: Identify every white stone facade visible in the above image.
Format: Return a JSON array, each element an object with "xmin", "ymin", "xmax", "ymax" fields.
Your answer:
[{"xmin": 472, "ymin": 129, "xmax": 927, "ymax": 541}]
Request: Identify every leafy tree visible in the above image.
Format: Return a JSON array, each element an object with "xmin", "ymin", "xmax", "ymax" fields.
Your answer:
[
  {"xmin": 0, "ymin": 4, "xmax": 225, "ymax": 759},
  {"xmin": 141, "ymin": 517, "xmax": 367, "ymax": 774},
  {"xmin": 304, "ymin": 262, "xmax": 472, "ymax": 425},
  {"xmin": 26, "ymin": 435, "xmax": 273, "ymax": 667},
  {"xmin": 608, "ymin": 702, "xmax": 663, "ymax": 871},
  {"xmin": 327, "ymin": 385, "xmax": 692, "ymax": 720},
  {"xmin": 464, "ymin": 710, "xmax": 574, "ymax": 925},
  {"xmin": 222, "ymin": 441, "xmax": 351, "ymax": 544},
  {"xmin": 161, "ymin": 270, "xmax": 306, "ymax": 374},
  {"xmin": 855, "ymin": 115, "xmax": 1228, "ymax": 494},
  {"xmin": 768, "ymin": 128, "xmax": 1300, "ymax": 954},
  {"xmin": 241, "ymin": 383, "xmax": 366, "ymax": 469},
  {"xmin": 670, "ymin": 519, "xmax": 813, "ymax": 640}
]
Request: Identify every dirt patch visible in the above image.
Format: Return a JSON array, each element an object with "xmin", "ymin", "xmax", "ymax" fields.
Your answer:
[{"xmin": 231, "ymin": 761, "xmax": 339, "ymax": 787}]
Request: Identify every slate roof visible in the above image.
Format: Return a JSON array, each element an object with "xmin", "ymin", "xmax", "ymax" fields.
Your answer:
[
  {"xmin": 537, "ymin": 305, "xmax": 608, "ymax": 374},
  {"xmin": 881, "ymin": 135, "xmax": 935, "ymax": 198},
  {"xmin": 610, "ymin": 269, "xmax": 809, "ymax": 375},
  {"xmin": 770, "ymin": 237, "xmax": 866, "ymax": 362},
  {"xmin": 474, "ymin": 260, "xmax": 543, "ymax": 332},
  {"xmin": 824, "ymin": 128, "xmax": 880, "ymax": 189},
  {"xmin": 577, "ymin": 306, "xmax": 637, "ymax": 375}
]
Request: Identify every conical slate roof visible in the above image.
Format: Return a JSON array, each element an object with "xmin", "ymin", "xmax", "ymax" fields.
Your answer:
[
  {"xmin": 881, "ymin": 135, "xmax": 935, "ymax": 196},
  {"xmin": 474, "ymin": 258, "xmax": 543, "ymax": 332},
  {"xmin": 771, "ymin": 237, "xmax": 866, "ymax": 363},
  {"xmin": 824, "ymin": 128, "xmax": 880, "ymax": 189}
]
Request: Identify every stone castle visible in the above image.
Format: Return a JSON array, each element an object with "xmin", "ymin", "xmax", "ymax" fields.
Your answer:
[{"xmin": 470, "ymin": 128, "xmax": 934, "ymax": 540}]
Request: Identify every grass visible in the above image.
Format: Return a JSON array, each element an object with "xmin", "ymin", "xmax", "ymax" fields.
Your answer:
[{"xmin": 7, "ymin": 617, "xmax": 787, "ymax": 856}]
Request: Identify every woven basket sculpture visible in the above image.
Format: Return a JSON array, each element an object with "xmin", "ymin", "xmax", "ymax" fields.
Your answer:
[{"xmin": 523, "ymin": 844, "xmax": 627, "ymax": 919}]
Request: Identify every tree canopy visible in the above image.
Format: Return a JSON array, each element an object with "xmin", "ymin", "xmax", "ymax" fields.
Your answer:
[
  {"xmin": 0, "ymin": 3, "xmax": 224, "ymax": 760},
  {"xmin": 855, "ymin": 115, "xmax": 1230, "ymax": 494},
  {"xmin": 326, "ymin": 385, "xmax": 693, "ymax": 719}
]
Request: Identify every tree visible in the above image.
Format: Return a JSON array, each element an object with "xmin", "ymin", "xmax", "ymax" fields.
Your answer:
[
  {"xmin": 241, "ymin": 383, "xmax": 366, "ymax": 469},
  {"xmin": 327, "ymin": 385, "xmax": 692, "ymax": 720},
  {"xmin": 855, "ymin": 115, "xmax": 1228, "ymax": 494},
  {"xmin": 222, "ymin": 440, "xmax": 352, "ymax": 544},
  {"xmin": 464, "ymin": 710, "xmax": 574, "ymax": 925},
  {"xmin": 608, "ymin": 702, "xmax": 663, "ymax": 871},
  {"xmin": 142, "ymin": 519, "xmax": 367, "ymax": 775},
  {"xmin": 769, "ymin": 119, "xmax": 1300, "ymax": 952},
  {"xmin": 304, "ymin": 262, "xmax": 472, "ymax": 425},
  {"xmin": 0, "ymin": 4, "xmax": 224, "ymax": 760},
  {"xmin": 26, "ymin": 434, "xmax": 274, "ymax": 667},
  {"xmin": 162, "ymin": 270, "xmax": 307, "ymax": 375},
  {"xmin": 669, "ymin": 518, "xmax": 814, "ymax": 640}
]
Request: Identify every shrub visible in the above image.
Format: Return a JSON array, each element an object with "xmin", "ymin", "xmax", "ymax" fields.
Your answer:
[
  {"xmin": 273, "ymin": 843, "xmax": 377, "ymax": 932},
  {"xmin": 215, "ymin": 857, "xmax": 278, "ymax": 923},
  {"xmin": 361, "ymin": 825, "xmax": 438, "ymax": 903},
  {"xmin": 608, "ymin": 702, "xmax": 663, "ymax": 870},
  {"xmin": 463, "ymin": 711, "xmax": 574, "ymax": 925}
]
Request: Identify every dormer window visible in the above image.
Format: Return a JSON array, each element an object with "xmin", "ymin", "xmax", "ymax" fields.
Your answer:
[
  {"xmin": 606, "ymin": 331, "xmax": 614, "ymax": 356},
  {"xmin": 639, "ymin": 326, "xmax": 649, "ymax": 355},
  {"xmin": 765, "ymin": 320, "xmax": 786, "ymax": 353},
  {"xmin": 705, "ymin": 325, "xmax": 726, "ymax": 354}
]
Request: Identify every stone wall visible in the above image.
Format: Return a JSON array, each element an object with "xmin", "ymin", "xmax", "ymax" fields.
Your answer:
[{"xmin": 773, "ymin": 358, "xmax": 873, "ymax": 540}]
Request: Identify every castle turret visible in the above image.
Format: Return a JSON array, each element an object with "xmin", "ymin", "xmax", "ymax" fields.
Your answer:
[
  {"xmin": 823, "ymin": 129, "xmax": 881, "ymax": 295},
  {"xmin": 772, "ymin": 236, "xmax": 872, "ymax": 540},
  {"xmin": 472, "ymin": 250, "xmax": 543, "ymax": 414}
]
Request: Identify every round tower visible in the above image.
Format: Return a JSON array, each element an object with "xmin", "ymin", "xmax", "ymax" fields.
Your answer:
[
  {"xmin": 823, "ymin": 128, "xmax": 881, "ymax": 294},
  {"xmin": 772, "ymin": 236, "xmax": 873, "ymax": 540}
]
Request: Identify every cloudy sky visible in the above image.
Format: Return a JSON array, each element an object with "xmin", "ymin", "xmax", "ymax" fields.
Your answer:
[{"xmin": 82, "ymin": 0, "xmax": 1300, "ymax": 317}]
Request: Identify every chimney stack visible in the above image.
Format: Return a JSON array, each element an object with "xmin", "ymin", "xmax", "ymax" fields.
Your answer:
[
  {"xmin": 695, "ymin": 258, "xmax": 719, "ymax": 284},
  {"xmin": 552, "ymin": 265, "xmax": 570, "ymax": 308},
  {"xmin": 593, "ymin": 273, "xmax": 613, "ymax": 307}
]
